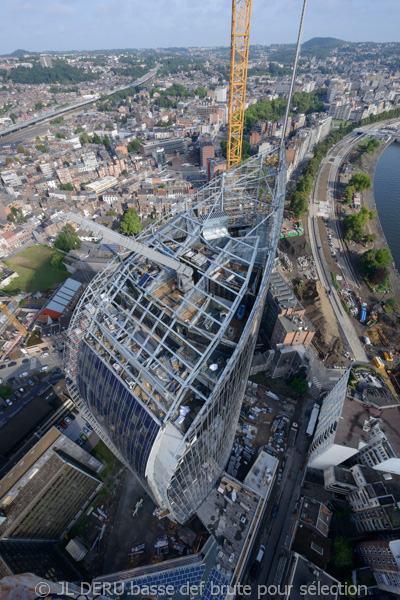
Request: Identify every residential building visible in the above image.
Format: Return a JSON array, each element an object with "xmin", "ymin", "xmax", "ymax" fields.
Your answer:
[
  {"xmin": 358, "ymin": 538, "xmax": 400, "ymax": 596},
  {"xmin": 261, "ymin": 270, "xmax": 315, "ymax": 348},
  {"xmin": 347, "ymin": 465, "xmax": 400, "ymax": 532}
]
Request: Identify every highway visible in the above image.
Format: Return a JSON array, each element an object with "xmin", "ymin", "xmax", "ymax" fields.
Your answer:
[
  {"xmin": 308, "ymin": 132, "xmax": 368, "ymax": 362},
  {"xmin": 0, "ymin": 65, "xmax": 159, "ymax": 139}
]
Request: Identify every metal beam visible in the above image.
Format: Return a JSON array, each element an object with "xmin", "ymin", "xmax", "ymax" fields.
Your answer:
[{"xmin": 59, "ymin": 212, "xmax": 193, "ymax": 283}]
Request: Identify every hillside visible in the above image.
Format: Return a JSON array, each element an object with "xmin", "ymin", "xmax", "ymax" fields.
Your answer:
[{"xmin": 303, "ymin": 37, "xmax": 345, "ymax": 49}]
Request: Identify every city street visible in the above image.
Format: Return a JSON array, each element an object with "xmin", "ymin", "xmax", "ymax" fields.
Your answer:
[{"xmin": 243, "ymin": 396, "xmax": 315, "ymax": 598}]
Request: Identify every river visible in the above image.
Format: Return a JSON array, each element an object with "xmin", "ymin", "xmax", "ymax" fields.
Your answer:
[{"xmin": 373, "ymin": 142, "xmax": 400, "ymax": 271}]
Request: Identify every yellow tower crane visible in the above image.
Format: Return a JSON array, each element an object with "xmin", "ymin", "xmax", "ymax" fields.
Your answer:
[
  {"xmin": 226, "ymin": 0, "xmax": 252, "ymax": 169},
  {"xmin": 0, "ymin": 302, "xmax": 28, "ymax": 337}
]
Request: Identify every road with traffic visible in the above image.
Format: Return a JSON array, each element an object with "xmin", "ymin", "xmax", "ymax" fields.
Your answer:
[{"xmin": 308, "ymin": 131, "xmax": 369, "ymax": 362}]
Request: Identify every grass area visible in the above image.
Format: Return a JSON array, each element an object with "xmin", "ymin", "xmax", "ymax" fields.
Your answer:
[
  {"xmin": 90, "ymin": 440, "xmax": 122, "ymax": 482},
  {"xmin": 341, "ymin": 299, "xmax": 350, "ymax": 313},
  {"xmin": 26, "ymin": 330, "xmax": 43, "ymax": 347},
  {"xmin": 249, "ymin": 372, "xmax": 294, "ymax": 398},
  {"xmin": 331, "ymin": 270, "xmax": 340, "ymax": 290},
  {"xmin": 0, "ymin": 385, "xmax": 12, "ymax": 400},
  {"xmin": 3, "ymin": 244, "xmax": 68, "ymax": 294}
]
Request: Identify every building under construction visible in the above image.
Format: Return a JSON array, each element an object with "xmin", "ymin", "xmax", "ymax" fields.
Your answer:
[{"xmin": 64, "ymin": 148, "xmax": 285, "ymax": 524}]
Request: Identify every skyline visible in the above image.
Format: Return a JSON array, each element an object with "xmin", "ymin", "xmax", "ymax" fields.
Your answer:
[{"xmin": 0, "ymin": 0, "xmax": 399, "ymax": 56}]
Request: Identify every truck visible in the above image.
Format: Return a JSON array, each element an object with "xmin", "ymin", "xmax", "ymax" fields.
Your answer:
[
  {"xmin": 360, "ymin": 303, "xmax": 367, "ymax": 323},
  {"xmin": 373, "ymin": 356, "xmax": 384, "ymax": 369},
  {"xmin": 306, "ymin": 403, "xmax": 320, "ymax": 437},
  {"xmin": 288, "ymin": 422, "xmax": 298, "ymax": 446}
]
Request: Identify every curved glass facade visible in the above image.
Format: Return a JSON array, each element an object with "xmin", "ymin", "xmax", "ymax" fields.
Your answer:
[{"xmin": 65, "ymin": 148, "xmax": 285, "ymax": 523}]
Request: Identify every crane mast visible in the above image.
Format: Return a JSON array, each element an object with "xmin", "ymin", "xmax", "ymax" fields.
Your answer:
[{"xmin": 226, "ymin": 0, "xmax": 252, "ymax": 169}]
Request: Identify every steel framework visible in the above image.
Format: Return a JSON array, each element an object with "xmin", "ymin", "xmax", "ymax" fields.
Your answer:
[
  {"xmin": 64, "ymin": 146, "xmax": 285, "ymax": 524},
  {"xmin": 226, "ymin": 0, "xmax": 252, "ymax": 169}
]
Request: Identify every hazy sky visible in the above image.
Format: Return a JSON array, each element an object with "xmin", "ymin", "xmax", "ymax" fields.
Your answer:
[{"xmin": 0, "ymin": 0, "xmax": 398, "ymax": 54}]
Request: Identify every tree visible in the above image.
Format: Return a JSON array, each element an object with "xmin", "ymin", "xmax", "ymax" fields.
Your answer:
[
  {"xmin": 348, "ymin": 172, "xmax": 372, "ymax": 192},
  {"xmin": 5, "ymin": 157, "xmax": 13, "ymax": 165},
  {"xmin": 120, "ymin": 208, "xmax": 142, "ymax": 236},
  {"xmin": 59, "ymin": 183, "xmax": 74, "ymax": 191},
  {"xmin": 127, "ymin": 139, "xmax": 140, "ymax": 153},
  {"xmin": 360, "ymin": 248, "xmax": 392, "ymax": 275},
  {"xmin": 384, "ymin": 297, "xmax": 398, "ymax": 313},
  {"xmin": 54, "ymin": 224, "xmax": 81, "ymax": 252},
  {"xmin": 369, "ymin": 266, "xmax": 388, "ymax": 286},
  {"xmin": 16, "ymin": 145, "xmax": 25, "ymax": 154},
  {"xmin": 75, "ymin": 125, "xmax": 85, "ymax": 134},
  {"xmin": 102, "ymin": 134, "xmax": 111, "ymax": 150},
  {"xmin": 79, "ymin": 132, "xmax": 90, "ymax": 145},
  {"xmin": 50, "ymin": 252, "xmax": 67, "ymax": 270},
  {"xmin": 344, "ymin": 206, "xmax": 376, "ymax": 242},
  {"xmin": 106, "ymin": 209, "xmax": 118, "ymax": 217},
  {"xmin": 220, "ymin": 140, "xmax": 227, "ymax": 158},
  {"xmin": 9, "ymin": 113, "xmax": 16, "ymax": 123},
  {"xmin": 331, "ymin": 536, "xmax": 354, "ymax": 569},
  {"xmin": 92, "ymin": 133, "xmax": 102, "ymax": 145},
  {"xmin": 35, "ymin": 144, "xmax": 49, "ymax": 153},
  {"xmin": 343, "ymin": 185, "xmax": 355, "ymax": 205},
  {"xmin": 121, "ymin": 169, "xmax": 128, "ymax": 176},
  {"xmin": 290, "ymin": 191, "xmax": 308, "ymax": 218},
  {"xmin": 290, "ymin": 377, "xmax": 309, "ymax": 396},
  {"xmin": 195, "ymin": 86, "xmax": 207, "ymax": 98},
  {"xmin": 34, "ymin": 100, "xmax": 44, "ymax": 111}
]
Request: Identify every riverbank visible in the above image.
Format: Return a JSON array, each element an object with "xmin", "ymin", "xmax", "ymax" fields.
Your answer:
[{"xmin": 361, "ymin": 139, "xmax": 400, "ymax": 302}]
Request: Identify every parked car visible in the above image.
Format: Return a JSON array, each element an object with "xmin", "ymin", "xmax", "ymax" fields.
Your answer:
[
  {"xmin": 42, "ymin": 352, "xmax": 49, "ymax": 357},
  {"xmin": 56, "ymin": 426, "xmax": 63, "ymax": 433},
  {"xmin": 19, "ymin": 388, "xmax": 24, "ymax": 393},
  {"xmin": 80, "ymin": 433, "xmax": 87, "ymax": 442},
  {"xmin": 28, "ymin": 380, "xmax": 34, "ymax": 386},
  {"xmin": 6, "ymin": 399, "xmax": 12, "ymax": 406},
  {"xmin": 22, "ymin": 359, "xmax": 29, "ymax": 363},
  {"xmin": 9, "ymin": 361, "xmax": 17, "ymax": 366},
  {"xmin": 10, "ymin": 395, "xmax": 16, "ymax": 401},
  {"xmin": 65, "ymin": 417, "xmax": 71, "ymax": 424},
  {"xmin": 15, "ymin": 391, "xmax": 21, "ymax": 398},
  {"xmin": 271, "ymin": 504, "xmax": 279, "ymax": 518},
  {"xmin": 0, "ymin": 378, "xmax": 3, "ymax": 384},
  {"xmin": 0, "ymin": 365, "xmax": 6, "ymax": 370},
  {"xmin": 60, "ymin": 422, "xmax": 68, "ymax": 430},
  {"xmin": 83, "ymin": 427, "xmax": 90, "ymax": 435}
]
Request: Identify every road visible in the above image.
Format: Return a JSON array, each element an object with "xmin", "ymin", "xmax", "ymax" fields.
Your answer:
[
  {"xmin": 0, "ymin": 347, "xmax": 62, "ymax": 424},
  {"xmin": 0, "ymin": 65, "xmax": 159, "ymax": 140},
  {"xmin": 308, "ymin": 132, "xmax": 368, "ymax": 363}
]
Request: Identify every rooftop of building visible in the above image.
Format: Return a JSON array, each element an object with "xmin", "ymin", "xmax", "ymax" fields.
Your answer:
[
  {"xmin": 196, "ymin": 475, "xmax": 260, "ymax": 573},
  {"xmin": 291, "ymin": 525, "xmax": 331, "ymax": 571},
  {"xmin": 268, "ymin": 269, "xmax": 302, "ymax": 312},
  {"xmin": 348, "ymin": 367, "xmax": 399, "ymax": 409},
  {"xmin": 285, "ymin": 552, "xmax": 340, "ymax": 600},
  {"xmin": 243, "ymin": 451, "xmax": 279, "ymax": 499},
  {"xmin": 298, "ymin": 497, "xmax": 332, "ymax": 538}
]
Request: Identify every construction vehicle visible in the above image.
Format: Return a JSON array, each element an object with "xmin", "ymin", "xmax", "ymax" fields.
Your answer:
[
  {"xmin": 373, "ymin": 356, "xmax": 385, "ymax": 369},
  {"xmin": 383, "ymin": 351, "xmax": 394, "ymax": 362},
  {"xmin": 226, "ymin": 0, "xmax": 252, "ymax": 168}
]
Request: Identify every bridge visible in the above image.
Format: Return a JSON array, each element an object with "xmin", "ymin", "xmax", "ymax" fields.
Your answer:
[{"xmin": 0, "ymin": 65, "xmax": 159, "ymax": 139}]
